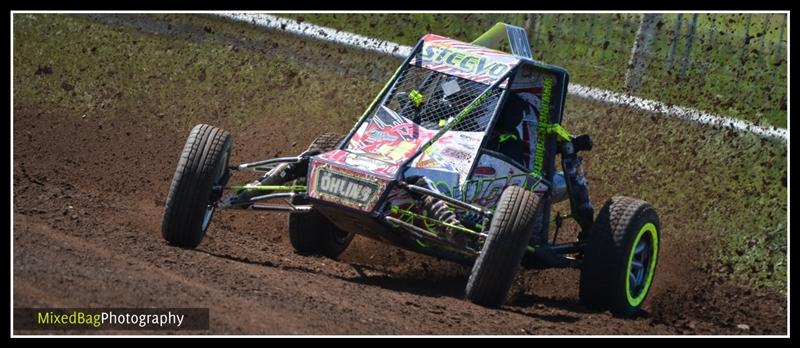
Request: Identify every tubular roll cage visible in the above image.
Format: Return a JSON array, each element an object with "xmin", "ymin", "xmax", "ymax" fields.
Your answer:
[{"xmin": 216, "ymin": 37, "xmax": 582, "ymax": 265}]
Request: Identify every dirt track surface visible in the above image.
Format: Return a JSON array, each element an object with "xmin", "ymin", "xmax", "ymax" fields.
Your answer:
[{"xmin": 13, "ymin": 14, "xmax": 787, "ymax": 335}]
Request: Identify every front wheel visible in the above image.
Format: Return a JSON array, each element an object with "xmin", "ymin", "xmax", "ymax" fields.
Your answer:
[
  {"xmin": 161, "ymin": 124, "xmax": 232, "ymax": 248},
  {"xmin": 465, "ymin": 186, "xmax": 544, "ymax": 307},
  {"xmin": 579, "ymin": 196, "xmax": 660, "ymax": 317},
  {"xmin": 288, "ymin": 209, "xmax": 354, "ymax": 258}
]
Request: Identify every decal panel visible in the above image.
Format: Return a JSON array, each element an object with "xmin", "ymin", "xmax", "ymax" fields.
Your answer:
[
  {"xmin": 308, "ymin": 159, "xmax": 388, "ymax": 212},
  {"xmin": 410, "ymin": 34, "xmax": 520, "ymax": 87}
]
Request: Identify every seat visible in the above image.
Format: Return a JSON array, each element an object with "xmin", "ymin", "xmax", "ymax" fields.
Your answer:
[{"xmin": 487, "ymin": 93, "xmax": 527, "ymax": 166}]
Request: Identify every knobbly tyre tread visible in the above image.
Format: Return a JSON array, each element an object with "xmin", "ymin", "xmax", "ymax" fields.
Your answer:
[
  {"xmin": 292, "ymin": 132, "xmax": 344, "ymax": 187},
  {"xmin": 466, "ymin": 186, "xmax": 544, "ymax": 307},
  {"xmin": 306, "ymin": 132, "xmax": 343, "ymax": 153},
  {"xmin": 162, "ymin": 124, "xmax": 232, "ymax": 248},
  {"xmin": 579, "ymin": 196, "xmax": 660, "ymax": 316}
]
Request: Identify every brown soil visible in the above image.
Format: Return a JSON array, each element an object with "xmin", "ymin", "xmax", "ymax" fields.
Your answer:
[
  {"xmin": 12, "ymin": 14, "xmax": 787, "ymax": 335},
  {"xmin": 12, "ymin": 103, "xmax": 786, "ymax": 335}
]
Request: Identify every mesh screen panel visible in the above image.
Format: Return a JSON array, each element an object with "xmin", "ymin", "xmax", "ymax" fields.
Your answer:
[{"xmin": 381, "ymin": 65, "xmax": 504, "ymax": 132}]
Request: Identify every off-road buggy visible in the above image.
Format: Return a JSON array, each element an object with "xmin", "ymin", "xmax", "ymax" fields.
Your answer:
[{"xmin": 161, "ymin": 23, "xmax": 660, "ymax": 315}]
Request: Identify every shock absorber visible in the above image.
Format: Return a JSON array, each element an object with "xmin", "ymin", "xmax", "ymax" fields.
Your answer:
[
  {"xmin": 413, "ymin": 178, "xmax": 466, "ymax": 243},
  {"xmin": 560, "ymin": 136, "xmax": 594, "ymax": 238},
  {"xmin": 422, "ymin": 196, "xmax": 462, "ymax": 230}
]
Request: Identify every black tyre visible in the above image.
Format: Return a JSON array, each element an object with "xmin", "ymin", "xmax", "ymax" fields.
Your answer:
[
  {"xmin": 288, "ymin": 209, "xmax": 354, "ymax": 258},
  {"xmin": 305, "ymin": 132, "xmax": 343, "ymax": 154},
  {"xmin": 287, "ymin": 133, "xmax": 353, "ymax": 258},
  {"xmin": 466, "ymin": 186, "xmax": 544, "ymax": 307},
  {"xmin": 291, "ymin": 132, "xmax": 343, "ymax": 187},
  {"xmin": 579, "ymin": 196, "xmax": 660, "ymax": 317},
  {"xmin": 162, "ymin": 124, "xmax": 232, "ymax": 248}
]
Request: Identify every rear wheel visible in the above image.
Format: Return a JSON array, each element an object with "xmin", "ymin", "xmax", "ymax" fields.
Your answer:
[
  {"xmin": 579, "ymin": 196, "xmax": 660, "ymax": 317},
  {"xmin": 162, "ymin": 124, "xmax": 232, "ymax": 248},
  {"xmin": 465, "ymin": 186, "xmax": 544, "ymax": 307}
]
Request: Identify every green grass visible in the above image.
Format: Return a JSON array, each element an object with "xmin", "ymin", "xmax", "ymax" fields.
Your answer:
[
  {"xmin": 716, "ymin": 221, "xmax": 787, "ymax": 290},
  {"xmin": 12, "ymin": 13, "xmax": 386, "ymax": 133},
  {"xmin": 13, "ymin": 13, "xmax": 787, "ymax": 293},
  {"xmin": 283, "ymin": 13, "xmax": 787, "ymax": 128}
]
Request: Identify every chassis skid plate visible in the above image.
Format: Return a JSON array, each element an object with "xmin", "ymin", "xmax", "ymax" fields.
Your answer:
[{"xmin": 307, "ymin": 155, "xmax": 392, "ymax": 213}]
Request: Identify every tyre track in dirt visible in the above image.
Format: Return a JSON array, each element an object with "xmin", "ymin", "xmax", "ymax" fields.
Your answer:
[{"xmin": 12, "ymin": 13, "xmax": 786, "ymax": 335}]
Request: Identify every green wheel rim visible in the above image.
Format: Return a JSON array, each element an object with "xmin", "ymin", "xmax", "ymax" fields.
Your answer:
[{"xmin": 625, "ymin": 222, "xmax": 658, "ymax": 307}]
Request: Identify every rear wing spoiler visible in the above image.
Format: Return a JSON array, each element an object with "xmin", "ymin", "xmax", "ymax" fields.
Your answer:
[{"xmin": 471, "ymin": 22, "xmax": 533, "ymax": 59}]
